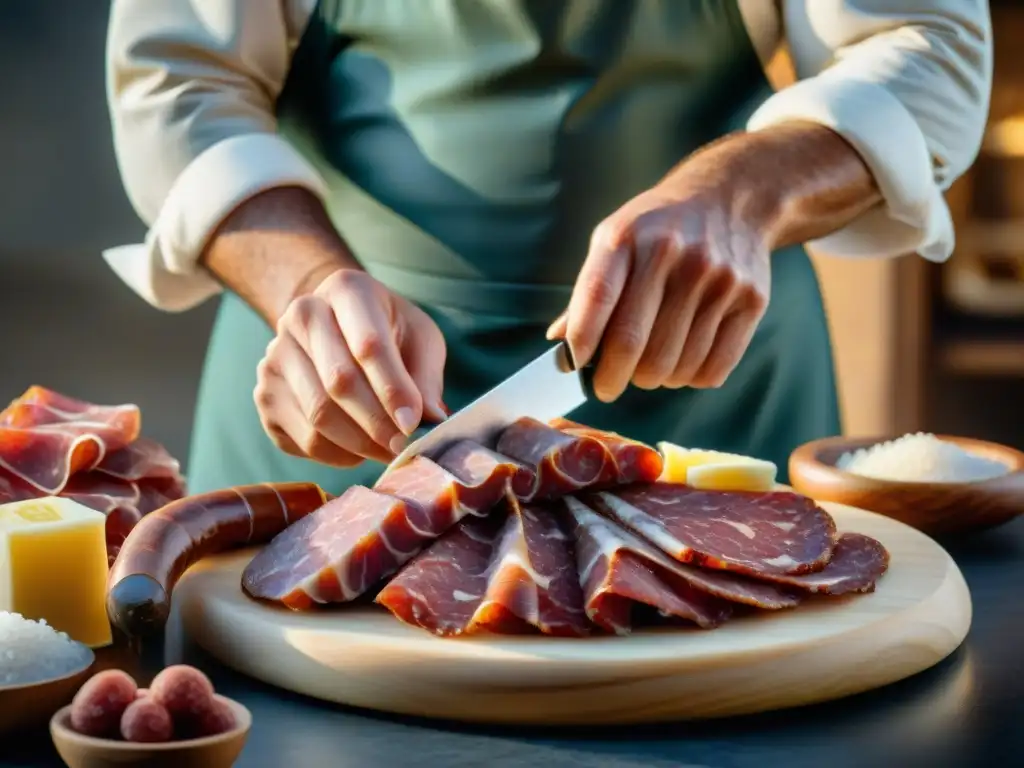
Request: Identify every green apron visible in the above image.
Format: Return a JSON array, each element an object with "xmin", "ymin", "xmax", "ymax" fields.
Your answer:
[{"xmin": 187, "ymin": 0, "xmax": 840, "ymax": 495}]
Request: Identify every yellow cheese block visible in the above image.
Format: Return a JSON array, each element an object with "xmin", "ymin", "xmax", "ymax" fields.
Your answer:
[
  {"xmin": 657, "ymin": 442, "xmax": 778, "ymax": 491},
  {"xmin": 0, "ymin": 497, "xmax": 112, "ymax": 648}
]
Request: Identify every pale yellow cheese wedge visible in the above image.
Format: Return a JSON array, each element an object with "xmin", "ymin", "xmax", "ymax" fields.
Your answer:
[
  {"xmin": 0, "ymin": 497, "xmax": 112, "ymax": 648},
  {"xmin": 657, "ymin": 441, "xmax": 778, "ymax": 491}
]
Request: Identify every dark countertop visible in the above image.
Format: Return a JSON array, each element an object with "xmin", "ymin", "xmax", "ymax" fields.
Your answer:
[{"xmin": 4, "ymin": 518, "xmax": 1022, "ymax": 768}]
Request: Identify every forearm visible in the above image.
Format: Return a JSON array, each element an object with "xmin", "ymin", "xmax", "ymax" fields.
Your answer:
[
  {"xmin": 672, "ymin": 122, "xmax": 882, "ymax": 250},
  {"xmin": 200, "ymin": 187, "xmax": 361, "ymax": 327}
]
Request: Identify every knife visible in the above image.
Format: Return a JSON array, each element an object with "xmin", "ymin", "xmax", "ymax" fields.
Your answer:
[{"xmin": 380, "ymin": 341, "xmax": 589, "ymax": 479}]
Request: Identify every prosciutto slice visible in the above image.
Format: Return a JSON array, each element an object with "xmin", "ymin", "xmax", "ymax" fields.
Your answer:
[
  {"xmin": 753, "ymin": 533, "xmax": 890, "ymax": 595},
  {"xmin": 564, "ymin": 498, "xmax": 799, "ymax": 634},
  {"xmin": 588, "ymin": 485, "xmax": 836, "ymax": 578},
  {"xmin": 242, "ymin": 442, "xmax": 519, "ymax": 609},
  {"xmin": 377, "ymin": 495, "xmax": 589, "ymax": 637},
  {"xmin": 496, "ymin": 417, "xmax": 608, "ymax": 500},
  {"xmin": 548, "ymin": 418, "xmax": 663, "ymax": 486},
  {"xmin": 0, "ymin": 386, "xmax": 140, "ymax": 494}
]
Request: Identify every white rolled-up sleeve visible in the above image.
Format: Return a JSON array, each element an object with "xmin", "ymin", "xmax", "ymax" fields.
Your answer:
[
  {"xmin": 104, "ymin": 0, "xmax": 323, "ymax": 312},
  {"xmin": 748, "ymin": 0, "xmax": 992, "ymax": 262}
]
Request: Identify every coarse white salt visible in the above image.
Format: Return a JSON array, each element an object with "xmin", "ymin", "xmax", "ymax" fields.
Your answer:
[
  {"xmin": 836, "ymin": 433, "xmax": 1010, "ymax": 484},
  {"xmin": 0, "ymin": 611, "xmax": 92, "ymax": 687}
]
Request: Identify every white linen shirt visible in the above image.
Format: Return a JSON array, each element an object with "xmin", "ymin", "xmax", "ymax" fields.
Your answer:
[{"xmin": 103, "ymin": 0, "xmax": 993, "ymax": 312}]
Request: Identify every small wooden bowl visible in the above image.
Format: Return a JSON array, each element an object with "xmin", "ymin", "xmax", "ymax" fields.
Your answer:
[
  {"xmin": 0, "ymin": 647, "xmax": 95, "ymax": 734},
  {"xmin": 50, "ymin": 694, "xmax": 251, "ymax": 768},
  {"xmin": 789, "ymin": 435, "xmax": 1024, "ymax": 537}
]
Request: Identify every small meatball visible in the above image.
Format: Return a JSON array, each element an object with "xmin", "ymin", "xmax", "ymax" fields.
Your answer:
[
  {"xmin": 70, "ymin": 670, "xmax": 138, "ymax": 737},
  {"xmin": 149, "ymin": 665, "xmax": 215, "ymax": 724},
  {"xmin": 120, "ymin": 698, "xmax": 174, "ymax": 743},
  {"xmin": 191, "ymin": 698, "xmax": 237, "ymax": 737}
]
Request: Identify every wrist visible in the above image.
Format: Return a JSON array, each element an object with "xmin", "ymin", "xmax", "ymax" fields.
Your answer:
[
  {"xmin": 201, "ymin": 186, "xmax": 362, "ymax": 326},
  {"xmin": 663, "ymin": 122, "xmax": 880, "ymax": 251}
]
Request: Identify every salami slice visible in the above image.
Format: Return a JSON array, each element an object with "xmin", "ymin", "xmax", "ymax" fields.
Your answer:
[
  {"xmin": 496, "ymin": 417, "xmax": 607, "ymax": 500},
  {"xmin": 377, "ymin": 496, "xmax": 589, "ymax": 637},
  {"xmin": 548, "ymin": 418, "xmax": 663, "ymax": 486},
  {"xmin": 565, "ymin": 497, "xmax": 799, "ymax": 634},
  {"xmin": 754, "ymin": 533, "xmax": 890, "ymax": 595},
  {"xmin": 588, "ymin": 485, "xmax": 836, "ymax": 577}
]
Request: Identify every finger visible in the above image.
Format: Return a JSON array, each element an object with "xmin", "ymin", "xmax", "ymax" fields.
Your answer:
[
  {"xmin": 688, "ymin": 308, "xmax": 761, "ymax": 389},
  {"xmin": 563, "ymin": 225, "xmax": 631, "ymax": 367},
  {"xmin": 662, "ymin": 268, "xmax": 740, "ymax": 388},
  {"xmin": 545, "ymin": 310, "xmax": 567, "ymax": 341},
  {"xmin": 333, "ymin": 275, "xmax": 424, "ymax": 436},
  {"xmin": 297, "ymin": 300, "xmax": 409, "ymax": 456},
  {"xmin": 590, "ymin": 222, "xmax": 680, "ymax": 401},
  {"xmin": 631, "ymin": 254, "xmax": 712, "ymax": 389},
  {"xmin": 255, "ymin": 372, "xmax": 363, "ymax": 467},
  {"xmin": 399, "ymin": 303, "xmax": 448, "ymax": 424},
  {"xmin": 274, "ymin": 333, "xmax": 394, "ymax": 464}
]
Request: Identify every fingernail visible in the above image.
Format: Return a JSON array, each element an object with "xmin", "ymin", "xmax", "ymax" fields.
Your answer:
[
  {"xmin": 424, "ymin": 401, "xmax": 447, "ymax": 423},
  {"xmin": 389, "ymin": 433, "xmax": 407, "ymax": 455},
  {"xmin": 394, "ymin": 407, "xmax": 417, "ymax": 435}
]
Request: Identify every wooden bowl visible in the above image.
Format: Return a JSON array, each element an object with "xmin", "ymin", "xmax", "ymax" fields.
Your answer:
[
  {"xmin": 50, "ymin": 694, "xmax": 251, "ymax": 768},
  {"xmin": 789, "ymin": 435, "xmax": 1024, "ymax": 537},
  {"xmin": 0, "ymin": 647, "xmax": 95, "ymax": 734}
]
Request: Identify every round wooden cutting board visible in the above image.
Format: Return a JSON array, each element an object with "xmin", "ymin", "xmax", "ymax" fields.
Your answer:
[{"xmin": 176, "ymin": 502, "xmax": 972, "ymax": 725}]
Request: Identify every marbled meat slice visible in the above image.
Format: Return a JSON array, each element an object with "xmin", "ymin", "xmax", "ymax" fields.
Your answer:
[
  {"xmin": 564, "ymin": 498, "xmax": 799, "ymax": 634},
  {"xmin": 244, "ymin": 444, "xmax": 516, "ymax": 609},
  {"xmin": 429, "ymin": 439, "xmax": 536, "ymax": 500},
  {"xmin": 755, "ymin": 533, "xmax": 890, "ymax": 595},
  {"xmin": 496, "ymin": 417, "xmax": 606, "ymax": 501},
  {"xmin": 377, "ymin": 496, "xmax": 590, "ymax": 637},
  {"xmin": 243, "ymin": 486, "xmax": 416, "ymax": 608},
  {"xmin": 0, "ymin": 386, "xmax": 141, "ymax": 494},
  {"xmin": 588, "ymin": 484, "xmax": 836, "ymax": 577},
  {"xmin": 548, "ymin": 417, "xmax": 663, "ymax": 486}
]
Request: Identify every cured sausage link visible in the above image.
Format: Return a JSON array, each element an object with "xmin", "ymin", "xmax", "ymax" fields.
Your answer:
[{"xmin": 106, "ymin": 482, "xmax": 328, "ymax": 639}]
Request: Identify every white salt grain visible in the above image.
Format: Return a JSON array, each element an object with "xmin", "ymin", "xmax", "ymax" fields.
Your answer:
[
  {"xmin": 837, "ymin": 433, "xmax": 1010, "ymax": 483},
  {"xmin": 0, "ymin": 612, "xmax": 92, "ymax": 687}
]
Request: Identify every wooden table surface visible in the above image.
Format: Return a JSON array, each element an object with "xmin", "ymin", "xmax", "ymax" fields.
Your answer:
[{"xmin": 3, "ymin": 518, "xmax": 1022, "ymax": 768}]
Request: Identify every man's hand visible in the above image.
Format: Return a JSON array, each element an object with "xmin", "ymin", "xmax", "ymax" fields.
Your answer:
[
  {"xmin": 255, "ymin": 269, "xmax": 448, "ymax": 466},
  {"xmin": 548, "ymin": 122, "xmax": 880, "ymax": 402},
  {"xmin": 200, "ymin": 187, "xmax": 448, "ymax": 467}
]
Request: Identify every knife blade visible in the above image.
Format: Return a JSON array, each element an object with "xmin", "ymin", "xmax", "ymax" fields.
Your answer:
[{"xmin": 380, "ymin": 341, "xmax": 588, "ymax": 478}]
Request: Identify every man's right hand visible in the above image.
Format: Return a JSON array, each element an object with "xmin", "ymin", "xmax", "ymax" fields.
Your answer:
[{"xmin": 254, "ymin": 268, "xmax": 448, "ymax": 467}]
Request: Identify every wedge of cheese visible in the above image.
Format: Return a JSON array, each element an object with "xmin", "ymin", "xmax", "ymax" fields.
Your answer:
[
  {"xmin": 657, "ymin": 442, "xmax": 778, "ymax": 492},
  {"xmin": 0, "ymin": 497, "xmax": 112, "ymax": 647}
]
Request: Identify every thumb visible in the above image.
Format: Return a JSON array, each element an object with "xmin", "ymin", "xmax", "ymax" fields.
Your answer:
[
  {"xmin": 401, "ymin": 309, "xmax": 448, "ymax": 424},
  {"xmin": 546, "ymin": 310, "xmax": 568, "ymax": 341}
]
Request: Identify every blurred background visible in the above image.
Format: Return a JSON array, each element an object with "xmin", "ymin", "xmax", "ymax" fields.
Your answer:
[{"xmin": 0, "ymin": 2, "xmax": 1020, "ymax": 474}]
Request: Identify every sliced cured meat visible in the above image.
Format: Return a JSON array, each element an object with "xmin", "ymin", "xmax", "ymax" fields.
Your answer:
[
  {"xmin": 0, "ymin": 386, "xmax": 141, "ymax": 494},
  {"xmin": 377, "ymin": 496, "xmax": 589, "ymax": 637},
  {"xmin": 245, "ymin": 443, "xmax": 517, "ymax": 609},
  {"xmin": 242, "ymin": 487, "xmax": 412, "ymax": 609},
  {"xmin": 587, "ymin": 485, "xmax": 836, "ymax": 577},
  {"xmin": 564, "ymin": 497, "xmax": 798, "ymax": 634},
  {"xmin": 548, "ymin": 418, "xmax": 663, "ymax": 486},
  {"xmin": 94, "ymin": 437, "xmax": 184, "ymax": 483},
  {"xmin": 496, "ymin": 417, "xmax": 606, "ymax": 501},
  {"xmin": 755, "ymin": 533, "xmax": 890, "ymax": 595},
  {"xmin": 423, "ymin": 439, "xmax": 536, "ymax": 501}
]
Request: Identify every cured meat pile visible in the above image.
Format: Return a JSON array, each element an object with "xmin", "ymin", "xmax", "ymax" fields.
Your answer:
[
  {"xmin": 243, "ymin": 417, "xmax": 890, "ymax": 637},
  {"xmin": 0, "ymin": 386, "xmax": 186, "ymax": 564}
]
